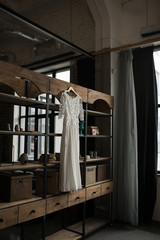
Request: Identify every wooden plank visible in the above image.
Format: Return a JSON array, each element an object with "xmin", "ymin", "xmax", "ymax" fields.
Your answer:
[
  {"xmin": 0, "ymin": 92, "xmax": 47, "ymax": 107},
  {"xmin": 0, "ymin": 162, "xmax": 43, "ymax": 171},
  {"xmin": 18, "ymin": 199, "xmax": 46, "ymax": 223},
  {"xmin": 86, "ymin": 185, "xmax": 101, "ymax": 200},
  {"xmin": 68, "ymin": 217, "xmax": 108, "ymax": 234},
  {"xmin": 0, "ymin": 196, "xmax": 42, "ymax": 210},
  {"xmin": 49, "ymin": 78, "xmax": 88, "ymax": 103},
  {"xmin": 0, "ymin": 60, "xmax": 50, "ymax": 97},
  {"xmin": 0, "ymin": 206, "xmax": 18, "ymax": 229},
  {"xmin": 86, "ymin": 180, "xmax": 111, "ymax": 188},
  {"xmin": 46, "ymin": 194, "xmax": 68, "ymax": 214},
  {"xmin": 0, "ymin": 130, "xmax": 45, "ymax": 136},
  {"xmin": 0, "ymin": 70, "xmax": 26, "ymax": 96},
  {"xmin": 45, "ymin": 229, "xmax": 81, "ymax": 240},
  {"xmin": 68, "ymin": 189, "xmax": 85, "ymax": 207},
  {"xmin": 101, "ymin": 181, "xmax": 113, "ymax": 195},
  {"xmin": 80, "ymin": 157, "xmax": 111, "ymax": 162},
  {"xmin": 87, "ymin": 89, "xmax": 114, "ymax": 108}
]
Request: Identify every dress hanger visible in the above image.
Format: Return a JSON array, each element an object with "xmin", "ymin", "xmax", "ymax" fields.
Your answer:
[{"xmin": 65, "ymin": 86, "xmax": 81, "ymax": 98}]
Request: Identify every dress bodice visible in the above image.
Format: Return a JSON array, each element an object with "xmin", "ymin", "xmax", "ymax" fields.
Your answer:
[{"xmin": 59, "ymin": 91, "xmax": 84, "ymax": 126}]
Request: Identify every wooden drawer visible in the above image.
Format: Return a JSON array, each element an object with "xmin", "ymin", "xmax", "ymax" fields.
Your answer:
[
  {"xmin": 0, "ymin": 206, "xmax": 18, "ymax": 229},
  {"xmin": 68, "ymin": 189, "xmax": 85, "ymax": 207},
  {"xmin": 101, "ymin": 181, "xmax": 113, "ymax": 195},
  {"xmin": 47, "ymin": 194, "xmax": 68, "ymax": 214},
  {"xmin": 18, "ymin": 200, "xmax": 46, "ymax": 223},
  {"xmin": 86, "ymin": 185, "xmax": 101, "ymax": 200}
]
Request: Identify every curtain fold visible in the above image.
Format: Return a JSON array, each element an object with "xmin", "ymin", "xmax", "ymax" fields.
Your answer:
[
  {"xmin": 113, "ymin": 50, "xmax": 138, "ymax": 225},
  {"xmin": 133, "ymin": 47, "xmax": 158, "ymax": 223}
]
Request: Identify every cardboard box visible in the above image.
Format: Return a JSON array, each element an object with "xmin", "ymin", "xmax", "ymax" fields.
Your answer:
[
  {"xmin": 81, "ymin": 165, "xmax": 97, "ymax": 185},
  {"xmin": 87, "ymin": 126, "xmax": 99, "ymax": 135},
  {"xmin": 96, "ymin": 164, "xmax": 110, "ymax": 182},
  {"xmin": 35, "ymin": 169, "xmax": 59, "ymax": 195},
  {"xmin": 0, "ymin": 172, "xmax": 33, "ymax": 202}
]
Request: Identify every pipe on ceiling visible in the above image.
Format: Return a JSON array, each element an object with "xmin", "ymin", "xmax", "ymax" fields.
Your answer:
[{"xmin": 0, "ymin": 3, "xmax": 94, "ymax": 60}]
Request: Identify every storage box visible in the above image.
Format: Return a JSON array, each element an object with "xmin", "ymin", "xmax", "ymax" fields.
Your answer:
[
  {"xmin": 87, "ymin": 126, "xmax": 99, "ymax": 135},
  {"xmin": 81, "ymin": 165, "xmax": 97, "ymax": 185},
  {"xmin": 96, "ymin": 164, "xmax": 110, "ymax": 182},
  {"xmin": 35, "ymin": 169, "xmax": 59, "ymax": 195},
  {"xmin": 0, "ymin": 172, "xmax": 33, "ymax": 202}
]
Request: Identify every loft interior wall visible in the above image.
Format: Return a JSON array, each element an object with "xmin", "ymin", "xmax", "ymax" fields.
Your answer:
[{"xmin": 1, "ymin": 0, "xmax": 160, "ymax": 223}]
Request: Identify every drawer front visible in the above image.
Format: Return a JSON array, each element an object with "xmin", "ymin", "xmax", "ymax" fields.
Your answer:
[
  {"xmin": 86, "ymin": 185, "xmax": 101, "ymax": 200},
  {"xmin": 18, "ymin": 200, "xmax": 46, "ymax": 223},
  {"xmin": 68, "ymin": 189, "xmax": 85, "ymax": 207},
  {"xmin": 0, "ymin": 206, "xmax": 18, "ymax": 229},
  {"xmin": 101, "ymin": 181, "xmax": 113, "ymax": 195},
  {"xmin": 47, "ymin": 194, "xmax": 68, "ymax": 214}
]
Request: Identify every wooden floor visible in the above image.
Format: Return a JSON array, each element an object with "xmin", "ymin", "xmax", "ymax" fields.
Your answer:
[
  {"xmin": 45, "ymin": 217, "xmax": 108, "ymax": 239},
  {"xmin": 45, "ymin": 229, "xmax": 81, "ymax": 240}
]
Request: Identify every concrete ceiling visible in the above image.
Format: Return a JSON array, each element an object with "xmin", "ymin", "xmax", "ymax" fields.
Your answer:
[{"xmin": 0, "ymin": 0, "xmax": 94, "ymax": 68}]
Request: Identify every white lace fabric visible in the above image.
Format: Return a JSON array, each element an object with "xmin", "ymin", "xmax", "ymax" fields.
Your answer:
[{"xmin": 58, "ymin": 91, "xmax": 84, "ymax": 192}]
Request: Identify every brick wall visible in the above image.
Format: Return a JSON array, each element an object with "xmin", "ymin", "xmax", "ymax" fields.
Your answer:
[{"xmin": 0, "ymin": 84, "xmax": 14, "ymax": 163}]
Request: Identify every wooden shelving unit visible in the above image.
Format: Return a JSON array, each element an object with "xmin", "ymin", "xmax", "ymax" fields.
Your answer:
[
  {"xmin": 45, "ymin": 229, "xmax": 81, "ymax": 240},
  {"xmin": 0, "ymin": 60, "xmax": 114, "ymax": 239}
]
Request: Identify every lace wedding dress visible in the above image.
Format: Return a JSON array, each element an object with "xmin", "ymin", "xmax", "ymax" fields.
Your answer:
[{"xmin": 58, "ymin": 90, "xmax": 84, "ymax": 192}]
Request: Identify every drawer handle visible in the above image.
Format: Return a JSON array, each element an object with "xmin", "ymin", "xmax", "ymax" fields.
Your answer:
[
  {"xmin": 106, "ymin": 187, "xmax": 110, "ymax": 190},
  {"xmin": 75, "ymin": 196, "xmax": 80, "ymax": 201},
  {"xmin": 92, "ymin": 191, "xmax": 97, "ymax": 195},
  {"xmin": 0, "ymin": 218, "xmax": 4, "ymax": 222},
  {"xmin": 55, "ymin": 202, "xmax": 60, "ymax": 206},
  {"xmin": 30, "ymin": 210, "xmax": 36, "ymax": 214}
]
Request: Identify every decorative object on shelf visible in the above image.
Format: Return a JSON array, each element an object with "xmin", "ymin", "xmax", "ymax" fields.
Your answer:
[
  {"xmin": 18, "ymin": 153, "xmax": 28, "ymax": 164},
  {"xmin": 86, "ymin": 155, "xmax": 90, "ymax": 160},
  {"xmin": 87, "ymin": 126, "xmax": 99, "ymax": 135},
  {"xmin": 81, "ymin": 165, "xmax": 97, "ymax": 185},
  {"xmin": 15, "ymin": 124, "xmax": 20, "ymax": 131},
  {"xmin": 89, "ymin": 151, "xmax": 94, "ymax": 158},
  {"xmin": 79, "ymin": 120, "xmax": 84, "ymax": 135},
  {"xmin": 96, "ymin": 163, "xmax": 110, "ymax": 181},
  {"xmin": 6, "ymin": 123, "xmax": 11, "ymax": 131},
  {"xmin": 0, "ymin": 172, "xmax": 33, "ymax": 202},
  {"xmin": 35, "ymin": 169, "xmax": 59, "ymax": 195},
  {"xmin": 58, "ymin": 89, "xmax": 84, "ymax": 192},
  {"xmin": 55, "ymin": 152, "xmax": 60, "ymax": 161},
  {"xmin": 39, "ymin": 153, "xmax": 56, "ymax": 163},
  {"xmin": 93, "ymin": 151, "xmax": 98, "ymax": 158}
]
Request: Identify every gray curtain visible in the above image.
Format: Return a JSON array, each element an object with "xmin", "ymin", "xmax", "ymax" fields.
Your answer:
[{"xmin": 113, "ymin": 50, "xmax": 138, "ymax": 225}]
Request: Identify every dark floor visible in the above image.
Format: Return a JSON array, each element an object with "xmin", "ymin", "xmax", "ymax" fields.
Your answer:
[
  {"xmin": 85, "ymin": 221, "xmax": 160, "ymax": 240},
  {"xmin": 1, "ymin": 220, "xmax": 160, "ymax": 240}
]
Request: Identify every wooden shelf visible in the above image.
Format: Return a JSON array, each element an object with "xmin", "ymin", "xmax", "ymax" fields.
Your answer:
[
  {"xmin": 80, "ymin": 157, "xmax": 111, "ymax": 162},
  {"xmin": 0, "ymin": 92, "xmax": 59, "ymax": 111},
  {"xmin": 0, "ymin": 162, "xmax": 61, "ymax": 171},
  {"xmin": 86, "ymin": 179, "xmax": 111, "ymax": 188},
  {"xmin": 87, "ymin": 110, "xmax": 112, "ymax": 117},
  {"xmin": 68, "ymin": 217, "xmax": 108, "ymax": 235},
  {"xmin": 45, "ymin": 229, "xmax": 81, "ymax": 240},
  {"xmin": 0, "ymin": 130, "xmax": 45, "ymax": 136},
  {"xmin": 0, "ymin": 162, "xmax": 44, "ymax": 171},
  {"xmin": 48, "ymin": 133, "xmax": 62, "ymax": 136},
  {"xmin": 0, "ymin": 195, "xmax": 42, "ymax": 210},
  {"xmin": 80, "ymin": 135, "xmax": 111, "ymax": 138}
]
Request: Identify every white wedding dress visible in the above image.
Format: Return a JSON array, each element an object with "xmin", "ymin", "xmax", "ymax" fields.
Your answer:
[{"xmin": 58, "ymin": 91, "xmax": 84, "ymax": 192}]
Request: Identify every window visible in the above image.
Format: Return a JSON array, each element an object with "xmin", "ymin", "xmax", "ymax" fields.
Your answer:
[
  {"xmin": 13, "ymin": 68, "xmax": 70, "ymax": 161},
  {"xmin": 153, "ymin": 50, "xmax": 160, "ymax": 172}
]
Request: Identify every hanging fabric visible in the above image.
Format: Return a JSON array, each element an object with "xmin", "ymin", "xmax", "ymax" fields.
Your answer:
[
  {"xmin": 58, "ymin": 89, "xmax": 84, "ymax": 192},
  {"xmin": 133, "ymin": 47, "xmax": 158, "ymax": 223},
  {"xmin": 113, "ymin": 50, "xmax": 138, "ymax": 225}
]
